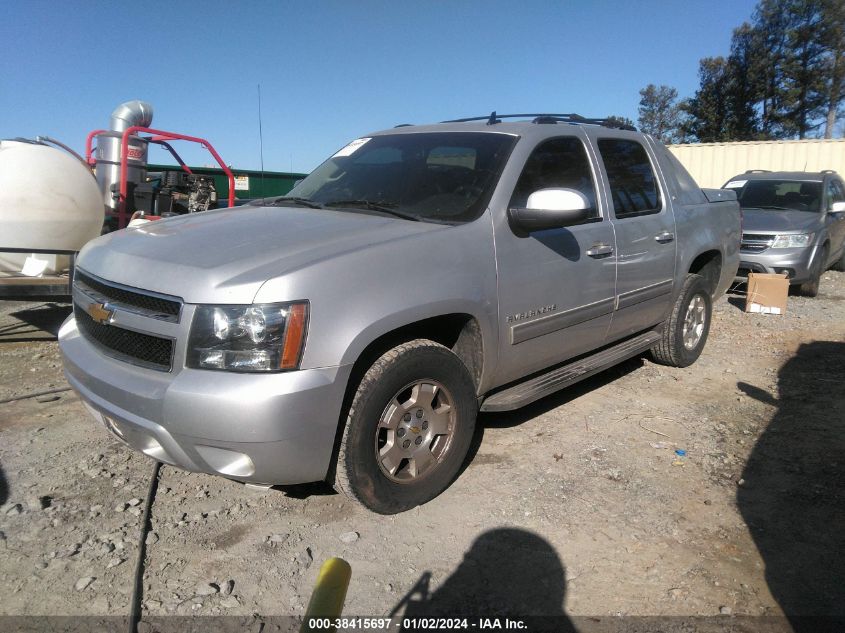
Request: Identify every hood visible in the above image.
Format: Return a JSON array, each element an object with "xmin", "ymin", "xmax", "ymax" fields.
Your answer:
[
  {"xmin": 77, "ymin": 205, "xmax": 446, "ymax": 303},
  {"xmin": 741, "ymin": 208, "xmax": 822, "ymax": 234}
]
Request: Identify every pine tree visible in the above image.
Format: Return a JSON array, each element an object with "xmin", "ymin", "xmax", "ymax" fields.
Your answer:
[
  {"xmin": 644, "ymin": 0, "xmax": 844, "ymax": 141},
  {"xmin": 820, "ymin": 0, "xmax": 845, "ymax": 138},
  {"xmin": 780, "ymin": 0, "xmax": 828, "ymax": 137},
  {"xmin": 604, "ymin": 115, "xmax": 636, "ymax": 129},
  {"xmin": 753, "ymin": 0, "xmax": 829, "ymax": 138},
  {"xmin": 680, "ymin": 57, "xmax": 733, "ymax": 142},
  {"xmin": 725, "ymin": 23, "xmax": 764, "ymax": 139},
  {"xmin": 752, "ymin": 0, "xmax": 793, "ymax": 137},
  {"xmin": 637, "ymin": 84, "xmax": 681, "ymax": 143}
]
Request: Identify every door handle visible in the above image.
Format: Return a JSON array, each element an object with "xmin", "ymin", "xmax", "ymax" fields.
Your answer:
[
  {"xmin": 586, "ymin": 243, "xmax": 614, "ymax": 257},
  {"xmin": 655, "ymin": 231, "xmax": 675, "ymax": 243}
]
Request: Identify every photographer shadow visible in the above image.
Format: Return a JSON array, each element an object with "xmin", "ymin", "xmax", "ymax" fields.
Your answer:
[
  {"xmin": 390, "ymin": 528, "xmax": 575, "ymax": 632},
  {"xmin": 738, "ymin": 341, "xmax": 845, "ymax": 631},
  {"xmin": 0, "ymin": 462, "xmax": 7, "ymax": 506}
]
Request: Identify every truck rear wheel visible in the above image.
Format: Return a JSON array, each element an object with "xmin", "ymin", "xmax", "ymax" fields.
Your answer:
[
  {"xmin": 650, "ymin": 273, "xmax": 711, "ymax": 368},
  {"xmin": 334, "ymin": 339, "xmax": 477, "ymax": 514}
]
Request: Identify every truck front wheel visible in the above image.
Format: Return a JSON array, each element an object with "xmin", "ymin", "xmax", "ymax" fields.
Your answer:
[
  {"xmin": 650, "ymin": 273, "xmax": 712, "ymax": 368},
  {"xmin": 334, "ymin": 339, "xmax": 477, "ymax": 514}
]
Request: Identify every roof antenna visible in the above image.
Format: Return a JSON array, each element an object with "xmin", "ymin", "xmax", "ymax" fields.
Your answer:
[
  {"xmin": 486, "ymin": 111, "xmax": 500, "ymax": 126},
  {"xmin": 257, "ymin": 84, "xmax": 265, "ymax": 198}
]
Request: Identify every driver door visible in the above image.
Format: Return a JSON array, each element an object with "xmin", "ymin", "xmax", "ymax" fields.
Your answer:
[{"xmin": 492, "ymin": 136, "xmax": 617, "ymax": 386}]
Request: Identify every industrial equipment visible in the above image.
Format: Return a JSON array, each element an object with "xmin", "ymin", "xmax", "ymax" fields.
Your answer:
[
  {"xmin": 84, "ymin": 100, "xmax": 235, "ymax": 231},
  {"xmin": 1, "ymin": 100, "xmax": 236, "ymax": 298}
]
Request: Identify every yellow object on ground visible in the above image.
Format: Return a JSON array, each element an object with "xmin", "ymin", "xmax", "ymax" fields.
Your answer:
[{"xmin": 301, "ymin": 557, "xmax": 352, "ymax": 633}]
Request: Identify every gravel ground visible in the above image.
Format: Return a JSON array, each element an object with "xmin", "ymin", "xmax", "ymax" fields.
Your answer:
[{"xmin": 1, "ymin": 271, "xmax": 843, "ymax": 626}]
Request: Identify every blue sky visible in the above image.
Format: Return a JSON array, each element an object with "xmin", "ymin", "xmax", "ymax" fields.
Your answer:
[{"xmin": 1, "ymin": 0, "xmax": 758, "ymax": 173}]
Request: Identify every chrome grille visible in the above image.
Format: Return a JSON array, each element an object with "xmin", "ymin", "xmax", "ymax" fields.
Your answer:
[
  {"xmin": 74, "ymin": 303, "xmax": 173, "ymax": 370},
  {"xmin": 741, "ymin": 233, "xmax": 775, "ymax": 254},
  {"xmin": 75, "ymin": 270, "xmax": 181, "ymax": 321}
]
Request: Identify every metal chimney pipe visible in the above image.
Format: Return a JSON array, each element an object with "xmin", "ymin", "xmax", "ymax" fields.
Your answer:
[
  {"xmin": 109, "ymin": 100, "xmax": 154, "ymax": 132},
  {"xmin": 95, "ymin": 101, "xmax": 154, "ymax": 218}
]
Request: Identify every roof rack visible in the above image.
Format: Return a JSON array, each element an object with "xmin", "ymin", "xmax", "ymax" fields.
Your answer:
[
  {"xmin": 745, "ymin": 169, "xmax": 771, "ymax": 173},
  {"xmin": 441, "ymin": 111, "xmax": 637, "ymax": 131}
]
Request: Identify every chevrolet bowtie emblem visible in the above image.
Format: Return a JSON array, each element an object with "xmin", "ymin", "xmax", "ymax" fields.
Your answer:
[{"xmin": 87, "ymin": 302, "xmax": 114, "ymax": 325}]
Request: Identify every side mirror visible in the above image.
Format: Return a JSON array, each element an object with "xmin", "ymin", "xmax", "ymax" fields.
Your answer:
[
  {"xmin": 830, "ymin": 201, "xmax": 845, "ymax": 213},
  {"xmin": 509, "ymin": 188, "xmax": 591, "ymax": 233}
]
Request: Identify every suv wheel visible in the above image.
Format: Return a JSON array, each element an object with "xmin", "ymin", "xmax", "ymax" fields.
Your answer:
[
  {"xmin": 798, "ymin": 245, "xmax": 827, "ymax": 297},
  {"xmin": 334, "ymin": 339, "xmax": 477, "ymax": 514},
  {"xmin": 650, "ymin": 273, "xmax": 712, "ymax": 368},
  {"xmin": 834, "ymin": 248, "xmax": 845, "ymax": 272}
]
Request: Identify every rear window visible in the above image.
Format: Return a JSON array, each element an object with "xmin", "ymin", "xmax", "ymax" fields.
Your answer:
[
  {"xmin": 598, "ymin": 139, "xmax": 661, "ymax": 217},
  {"xmin": 654, "ymin": 143, "xmax": 706, "ymax": 206}
]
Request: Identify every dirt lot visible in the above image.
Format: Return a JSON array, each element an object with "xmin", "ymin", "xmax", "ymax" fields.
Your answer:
[{"xmin": 1, "ymin": 272, "xmax": 843, "ymax": 629}]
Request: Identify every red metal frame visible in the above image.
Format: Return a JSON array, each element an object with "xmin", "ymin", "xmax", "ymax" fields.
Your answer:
[
  {"xmin": 85, "ymin": 129, "xmax": 108, "ymax": 166},
  {"xmin": 87, "ymin": 127, "xmax": 235, "ymax": 228},
  {"xmin": 118, "ymin": 126, "xmax": 235, "ymax": 228}
]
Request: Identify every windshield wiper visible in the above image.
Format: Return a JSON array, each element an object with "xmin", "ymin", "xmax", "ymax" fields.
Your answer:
[
  {"xmin": 743, "ymin": 205, "xmax": 792, "ymax": 211},
  {"xmin": 267, "ymin": 196, "xmax": 324, "ymax": 209},
  {"xmin": 323, "ymin": 199, "xmax": 420, "ymax": 222}
]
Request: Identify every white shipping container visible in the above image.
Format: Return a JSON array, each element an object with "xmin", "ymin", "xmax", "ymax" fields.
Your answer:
[{"xmin": 667, "ymin": 139, "xmax": 845, "ymax": 189}]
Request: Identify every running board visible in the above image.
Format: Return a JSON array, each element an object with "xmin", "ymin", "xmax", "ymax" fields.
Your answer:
[{"xmin": 480, "ymin": 331, "xmax": 662, "ymax": 412}]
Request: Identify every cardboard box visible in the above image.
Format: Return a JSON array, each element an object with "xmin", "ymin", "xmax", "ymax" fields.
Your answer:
[{"xmin": 745, "ymin": 272, "xmax": 789, "ymax": 315}]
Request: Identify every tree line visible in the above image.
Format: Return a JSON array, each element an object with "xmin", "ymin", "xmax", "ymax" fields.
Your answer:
[{"xmin": 637, "ymin": 0, "xmax": 844, "ymax": 144}]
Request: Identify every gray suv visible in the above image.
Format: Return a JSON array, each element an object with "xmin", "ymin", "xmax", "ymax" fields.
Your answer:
[
  {"xmin": 725, "ymin": 170, "xmax": 845, "ymax": 296},
  {"xmin": 60, "ymin": 114, "xmax": 740, "ymax": 513}
]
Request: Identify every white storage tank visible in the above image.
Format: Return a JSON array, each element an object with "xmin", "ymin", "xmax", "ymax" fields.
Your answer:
[{"xmin": 0, "ymin": 139, "xmax": 104, "ymax": 275}]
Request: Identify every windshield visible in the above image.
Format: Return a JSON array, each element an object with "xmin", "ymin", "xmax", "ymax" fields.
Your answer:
[
  {"xmin": 727, "ymin": 179, "xmax": 823, "ymax": 212},
  {"xmin": 282, "ymin": 132, "xmax": 517, "ymax": 224}
]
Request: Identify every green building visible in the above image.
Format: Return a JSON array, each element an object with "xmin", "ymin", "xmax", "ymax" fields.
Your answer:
[{"xmin": 148, "ymin": 164, "xmax": 307, "ymax": 201}]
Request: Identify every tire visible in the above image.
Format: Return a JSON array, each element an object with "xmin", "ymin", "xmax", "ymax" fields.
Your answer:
[
  {"xmin": 334, "ymin": 339, "xmax": 477, "ymax": 514},
  {"xmin": 798, "ymin": 245, "xmax": 828, "ymax": 297},
  {"xmin": 833, "ymin": 248, "xmax": 845, "ymax": 272},
  {"xmin": 650, "ymin": 274, "xmax": 712, "ymax": 368}
]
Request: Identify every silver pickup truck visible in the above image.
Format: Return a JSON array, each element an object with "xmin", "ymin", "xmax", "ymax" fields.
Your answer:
[{"xmin": 60, "ymin": 113, "xmax": 740, "ymax": 513}]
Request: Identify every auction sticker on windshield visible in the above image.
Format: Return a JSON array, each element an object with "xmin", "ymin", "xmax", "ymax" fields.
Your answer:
[
  {"xmin": 333, "ymin": 137, "xmax": 371, "ymax": 157},
  {"xmin": 725, "ymin": 180, "xmax": 747, "ymax": 188}
]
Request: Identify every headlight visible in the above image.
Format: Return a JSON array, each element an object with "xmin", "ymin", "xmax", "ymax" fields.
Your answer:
[
  {"xmin": 187, "ymin": 302, "xmax": 308, "ymax": 372},
  {"xmin": 771, "ymin": 233, "xmax": 812, "ymax": 248}
]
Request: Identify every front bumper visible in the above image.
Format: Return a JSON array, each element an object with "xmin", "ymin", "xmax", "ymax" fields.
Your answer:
[
  {"xmin": 59, "ymin": 315, "xmax": 352, "ymax": 485},
  {"xmin": 735, "ymin": 246, "xmax": 816, "ymax": 284}
]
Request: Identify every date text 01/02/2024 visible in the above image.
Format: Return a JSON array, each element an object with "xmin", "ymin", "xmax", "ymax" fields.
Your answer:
[{"xmin": 306, "ymin": 617, "xmax": 528, "ymax": 630}]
